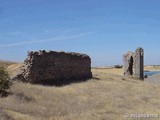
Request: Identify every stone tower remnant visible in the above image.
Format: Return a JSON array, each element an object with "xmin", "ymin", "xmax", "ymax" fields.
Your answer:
[
  {"xmin": 16, "ymin": 50, "xmax": 92, "ymax": 85},
  {"xmin": 123, "ymin": 48, "xmax": 144, "ymax": 80}
]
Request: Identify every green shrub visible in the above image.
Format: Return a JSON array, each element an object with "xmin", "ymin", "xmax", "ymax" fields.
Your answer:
[{"xmin": 0, "ymin": 67, "xmax": 12, "ymax": 96}]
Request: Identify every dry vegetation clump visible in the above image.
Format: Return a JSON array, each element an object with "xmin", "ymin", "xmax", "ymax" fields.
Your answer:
[
  {"xmin": 0, "ymin": 67, "xmax": 12, "ymax": 97},
  {"xmin": 0, "ymin": 62, "xmax": 160, "ymax": 120}
]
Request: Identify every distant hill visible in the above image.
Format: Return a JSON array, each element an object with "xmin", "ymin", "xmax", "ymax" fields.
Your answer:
[
  {"xmin": 0, "ymin": 60, "xmax": 22, "ymax": 77},
  {"xmin": 0, "ymin": 60, "xmax": 17, "ymax": 67}
]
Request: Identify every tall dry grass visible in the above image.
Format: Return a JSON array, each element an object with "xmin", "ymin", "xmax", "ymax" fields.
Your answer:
[{"xmin": 0, "ymin": 62, "xmax": 160, "ymax": 120}]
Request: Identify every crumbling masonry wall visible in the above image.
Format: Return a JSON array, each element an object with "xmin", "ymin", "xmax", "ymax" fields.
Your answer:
[
  {"xmin": 19, "ymin": 50, "xmax": 92, "ymax": 85},
  {"xmin": 123, "ymin": 48, "xmax": 144, "ymax": 80}
]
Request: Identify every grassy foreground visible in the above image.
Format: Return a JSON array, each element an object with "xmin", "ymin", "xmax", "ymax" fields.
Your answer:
[{"xmin": 0, "ymin": 63, "xmax": 160, "ymax": 120}]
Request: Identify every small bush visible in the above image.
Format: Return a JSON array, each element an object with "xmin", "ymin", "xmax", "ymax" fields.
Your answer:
[
  {"xmin": 0, "ymin": 67, "xmax": 12, "ymax": 96},
  {"xmin": 114, "ymin": 65, "xmax": 123, "ymax": 68}
]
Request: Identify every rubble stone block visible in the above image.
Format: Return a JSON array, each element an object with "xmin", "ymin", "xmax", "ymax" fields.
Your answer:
[{"xmin": 15, "ymin": 50, "xmax": 92, "ymax": 85}]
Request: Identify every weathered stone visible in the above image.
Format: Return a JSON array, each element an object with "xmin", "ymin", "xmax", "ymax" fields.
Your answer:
[
  {"xmin": 15, "ymin": 50, "xmax": 92, "ymax": 85},
  {"xmin": 123, "ymin": 51, "xmax": 134, "ymax": 76},
  {"xmin": 123, "ymin": 48, "xmax": 144, "ymax": 80},
  {"xmin": 134, "ymin": 48, "xmax": 144, "ymax": 79}
]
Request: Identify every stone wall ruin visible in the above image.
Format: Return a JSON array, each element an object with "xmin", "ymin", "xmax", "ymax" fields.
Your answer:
[
  {"xmin": 123, "ymin": 48, "xmax": 144, "ymax": 80},
  {"xmin": 17, "ymin": 50, "xmax": 92, "ymax": 85}
]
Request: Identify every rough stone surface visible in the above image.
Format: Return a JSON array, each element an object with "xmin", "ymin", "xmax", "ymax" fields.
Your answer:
[
  {"xmin": 123, "ymin": 48, "xmax": 144, "ymax": 80},
  {"xmin": 134, "ymin": 48, "xmax": 144, "ymax": 79},
  {"xmin": 15, "ymin": 50, "xmax": 92, "ymax": 85}
]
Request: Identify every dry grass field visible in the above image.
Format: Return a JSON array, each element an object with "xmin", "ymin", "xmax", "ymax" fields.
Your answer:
[
  {"xmin": 144, "ymin": 65, "xmax": 160, "ymax": 71},
  {"xmin": 0, "ymin": 62, "xmax": 160, "ymax": 120}
]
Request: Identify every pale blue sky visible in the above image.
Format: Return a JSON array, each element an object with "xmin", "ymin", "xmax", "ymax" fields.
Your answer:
[{"xmin": 0, "ymin": 0, "xmax": 160, "ymax": 66}]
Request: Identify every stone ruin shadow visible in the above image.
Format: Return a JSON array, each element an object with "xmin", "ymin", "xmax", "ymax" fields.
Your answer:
[{"xmin": 15, "ymin": 50, "xmax": 92, "ymax": 86}]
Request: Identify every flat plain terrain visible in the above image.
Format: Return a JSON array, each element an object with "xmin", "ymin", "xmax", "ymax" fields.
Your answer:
[{"xmin": 0, "ymin": 62, "xmax": 160, "ymax": 120}]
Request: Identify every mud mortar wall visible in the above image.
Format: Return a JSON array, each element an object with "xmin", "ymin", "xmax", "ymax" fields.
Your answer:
[{"xmin": 22, "ymin": 50, "xmax": 92, "ymax": 84}]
